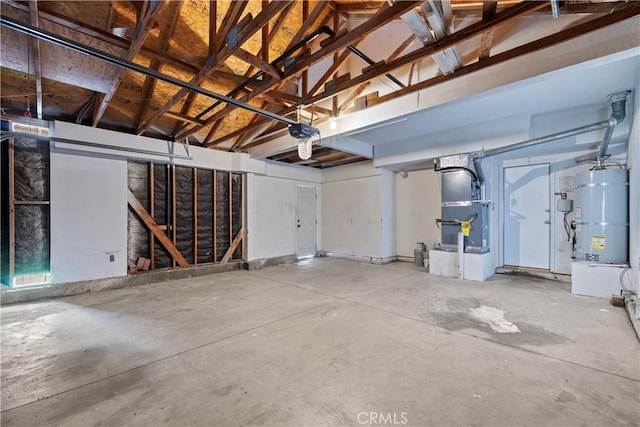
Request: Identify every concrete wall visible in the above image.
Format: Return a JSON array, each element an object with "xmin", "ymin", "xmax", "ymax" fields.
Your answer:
[{"xmin": 394, "ymin": 169, "xmax": 441, "ymax": 259}]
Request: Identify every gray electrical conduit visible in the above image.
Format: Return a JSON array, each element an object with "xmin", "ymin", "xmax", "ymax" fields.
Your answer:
[
  {"xmin": 472, "ymin": 92, "xmax": 630, "ymax": 184},
  {"xmin": 0, "ymin": 131, "xmax": 193, "ymax": 160}
]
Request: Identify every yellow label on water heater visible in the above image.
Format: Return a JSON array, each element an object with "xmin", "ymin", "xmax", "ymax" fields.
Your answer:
[
  {"xmin": 591, "ymin": 235, "xmax": 605, "ymax": 250},
  {"xmin": 461, "ymin": 222, "xmax": 471, "ymax": 237}
]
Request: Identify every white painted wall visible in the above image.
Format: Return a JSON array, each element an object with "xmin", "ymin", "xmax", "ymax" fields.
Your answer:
[
  {"xmin": 50, "ymin": 151, "xmax": 128, "ymax": 283},
  {"xmin": 380, "ymin": 169, "xmax": 396, "ymax": 259},
  {"xmin": 628, "ymin": 86, "xmax": 640, "ymax": 295},
  {"xmin": 321, "ymin": 162, "xmax": 386, "ymax": 261},
  {"xmin": 394, "ymin": 169, "xmax": 441, "ymax": 259},
  {"xmin": 489, "ymin": 99, "xmax": 631, "ymax": 275},
  {"xmin": 245, "ymin": 167, "xmax": 321, "ymax": 261},
  {"xmin": 45, "ymin": 121, "xmax": 324, "ymax": 283}
]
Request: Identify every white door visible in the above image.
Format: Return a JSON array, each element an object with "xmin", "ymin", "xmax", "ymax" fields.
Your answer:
[
  {"xmin": 503, "ymin": 163, "xmax": 550, "ymax": 269},
  {"xmin": 296, "ymin": 186, "xmax": 317, "ymax": 258}
]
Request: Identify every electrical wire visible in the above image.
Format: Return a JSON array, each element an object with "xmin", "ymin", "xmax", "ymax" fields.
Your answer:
[{"xmin": 619, "ymin": 266, "xmax": 633, "ymax": 293}]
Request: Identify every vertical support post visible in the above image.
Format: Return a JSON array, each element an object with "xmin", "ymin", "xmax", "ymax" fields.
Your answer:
[
  {"xmin": 229, "ymin": 173, "xmax": 233, "ymax": 254},
  {"xmin": 171, "ymin": 165, "xmax": 177, "ymax": 268},
  {"xmin": 213, "ymin": 170, "xmax": 217, "ymax": 263},
  {"xmin": 193, "ymin": 168, "xmax": 198, "ymax": 265},
  {"xmin": 149, "ymin": 162, "xmax": 155, "ymax": 269},
  {"xmin": 8, "ymin": 138, "xmax": 15, "ymax": 284},
  {"xmin": 241, "ymin": 173, "xmax": 246, "ymax": 261}
]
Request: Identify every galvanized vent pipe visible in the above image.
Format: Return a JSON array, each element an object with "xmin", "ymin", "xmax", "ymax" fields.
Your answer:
[
  {"xmin": 472, "ymin": 92, "xmax": 630, "ymax": 184},
  {"xmin": 597, "ymin": 92, "xmax": 628, "ymax": 168}
]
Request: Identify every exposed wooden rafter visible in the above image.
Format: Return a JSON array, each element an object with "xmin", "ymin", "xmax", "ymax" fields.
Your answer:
[
  {"xmin": 92, "ymin": 1, "xmax": 165, "ymax": 126},
  {"xmin": 479, "ymin": 0, "xmax": 498, "ymax": 60},
  {"xmin": 27, "ymin": 0, "xmax": 43, "ymax": 119},
  {"xmin": 136, "ymin": 0, "xmax": 292, "ymax": 136},
  {"xmin": 207, "ymin": 1, "xmax": 549, "ymax": 147},
  {"xmin": 135, "ymin": 0, "xmax": 183, "ymax": 129},
  {"xmin": 188, "ymin": 1, "xmax": 419, "ymax": 146}
]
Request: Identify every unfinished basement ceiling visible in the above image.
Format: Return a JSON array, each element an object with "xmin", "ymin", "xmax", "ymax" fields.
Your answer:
[{"xmin": 1, "ymin": 0, "xmax": 638, "ymax": 166}]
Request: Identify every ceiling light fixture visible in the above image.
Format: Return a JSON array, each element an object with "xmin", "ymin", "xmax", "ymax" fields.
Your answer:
[{"xmin": 329, "ymin": 116, "xmax": 337, "ymax": 130}]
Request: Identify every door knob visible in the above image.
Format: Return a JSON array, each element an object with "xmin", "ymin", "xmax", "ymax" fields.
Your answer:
[{"xmin": 544, "ymin": 219, "xmax": 550, "ymax": 224}]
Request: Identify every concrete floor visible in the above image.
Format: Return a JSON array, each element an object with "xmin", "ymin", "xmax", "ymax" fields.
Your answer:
[{"xmin": 1, "ymin": 258, "xmax": 639, "ymax": 426}]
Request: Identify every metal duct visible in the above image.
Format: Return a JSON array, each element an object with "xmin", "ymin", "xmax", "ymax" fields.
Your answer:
[
  {"xmin": 597, "ymin": 92, "xmax": 629, "ymax": 168},
  {"xmin": 472, "ymin": 92, "xmax": 630, "ymax": 184}
]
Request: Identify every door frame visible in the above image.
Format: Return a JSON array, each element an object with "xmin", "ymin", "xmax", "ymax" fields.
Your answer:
[
  {"xmin": 296, "ymin": 185, "xmax": 318, "ymax": 258},
  {"xmin": 500, "ymin": 160, "xmax": 553, "ymax": 271}
]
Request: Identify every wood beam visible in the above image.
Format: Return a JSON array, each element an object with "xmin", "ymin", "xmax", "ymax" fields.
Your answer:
[
  {"xmin": 182, "ymin": 7, "xmax": 336, "ymax": 144},
  {"xmin": 302, "ymin": 1, "xmax": 546, "ymax": 106},
  {"xmin": 164, "ymin": 111, "xmax": 206, "ymax": 127},
  {"xmin": 135, "ymin": 1, "xmax": 183, "ymax": 129},
  {"xmin": 213, "ymin": 1, "xmax": 249, "ymax": 55},
  {"xmin": 230, "ymin": 100, "xmax": 270, "ymax": 150},
  {"xmin": 127, "ymin": 189, "xmax": 189, "ymax": 268},
  {"xmin": 137, "ymin": 1, "xmax": 292, "ymax": 135},
  {"xmin": 479, "ymin": 0, "xmax": 498, "ymax": 60},
  {"xmin": 28, "ymin": 0, "xmax": 43, "ymax": 119},
  {"xmin": 302, "ymin": 0, "xmax": 309, "ymax": 96},
  {"xmin": 338, "ymin": 33, "xmax": 414, "ymax": 112},
  {"xmin": 366, "ymin": 4, "xmax": 640, "ymax": 108},
  {"xmin": 339, "ymin": 81, "xmax": 372, "ymax": 112},
  {"xmin": 286, "ymin": 1, "xmax": 330, "ymax": 50},
  {"xmin": 305, "ymin": 44, "xmax": 357, "ymax": 100},
  {"xmin": 221, "ymin": 227, "xmax": 244, "ymax": 264},
  {"xmin": 195, "ymin": 1, "xmax": 418, "ymax": 145},
  {"xmin": 262, "ymin": 0, "xmax": 269, "ymax": 63},
  {"xmin": 93, "ymin": 1, "xmax": 165, "ymax": 126},
  {"xmin": 209, "ymin": 1, "xmax": 546, "ymax": 147},
  {"xmin": 233, "ymin": 48, "xmax": 282, "ymax": 78},
  {"xmin": 209, "ymin": 0, "xmax": 217, "ymax": 56},
  {"xmin": 267, "ymin": 2, "xmax": 295, "ymax": 45},
  {"xmin": 286, "ymin": 1, "xmax": 420, "ymax": 76},
  {"xmin": 3, "ymin": 1, "xmax": 201, "ymax": 74}
]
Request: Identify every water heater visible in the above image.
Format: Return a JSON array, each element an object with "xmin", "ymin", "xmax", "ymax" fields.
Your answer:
[{"xmin": 574, "ymin": 169, "xmax": 629, "ymax": 263}]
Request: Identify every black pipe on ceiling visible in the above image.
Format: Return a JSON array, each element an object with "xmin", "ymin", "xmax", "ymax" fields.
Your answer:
[
  {"xmin": 0, "ymin": 16, "xmax": 299, "ymax": 130},
  {"xmin": 183, "ymin": 25, "xmax": 406, "ymax": 136}
]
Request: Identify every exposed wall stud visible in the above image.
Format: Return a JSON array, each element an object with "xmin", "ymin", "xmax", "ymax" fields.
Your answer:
[
  {"xmin": 149, "ymin": 162, "xmax": 155, "ymax": 269},
  {"xmin": 171, "ymin": 164, "xmax": 177, "ymax": 268},
  {"xmin": 213, "ymin": 170, "xmax": 217, "ymax": 262},
  {"xmin": 8, "ymin": 138, "xmax": 15, "ymax": 283},
  {"xmin": 193, "ymin": 168, "xmax": 198, "ymax": 265}
]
